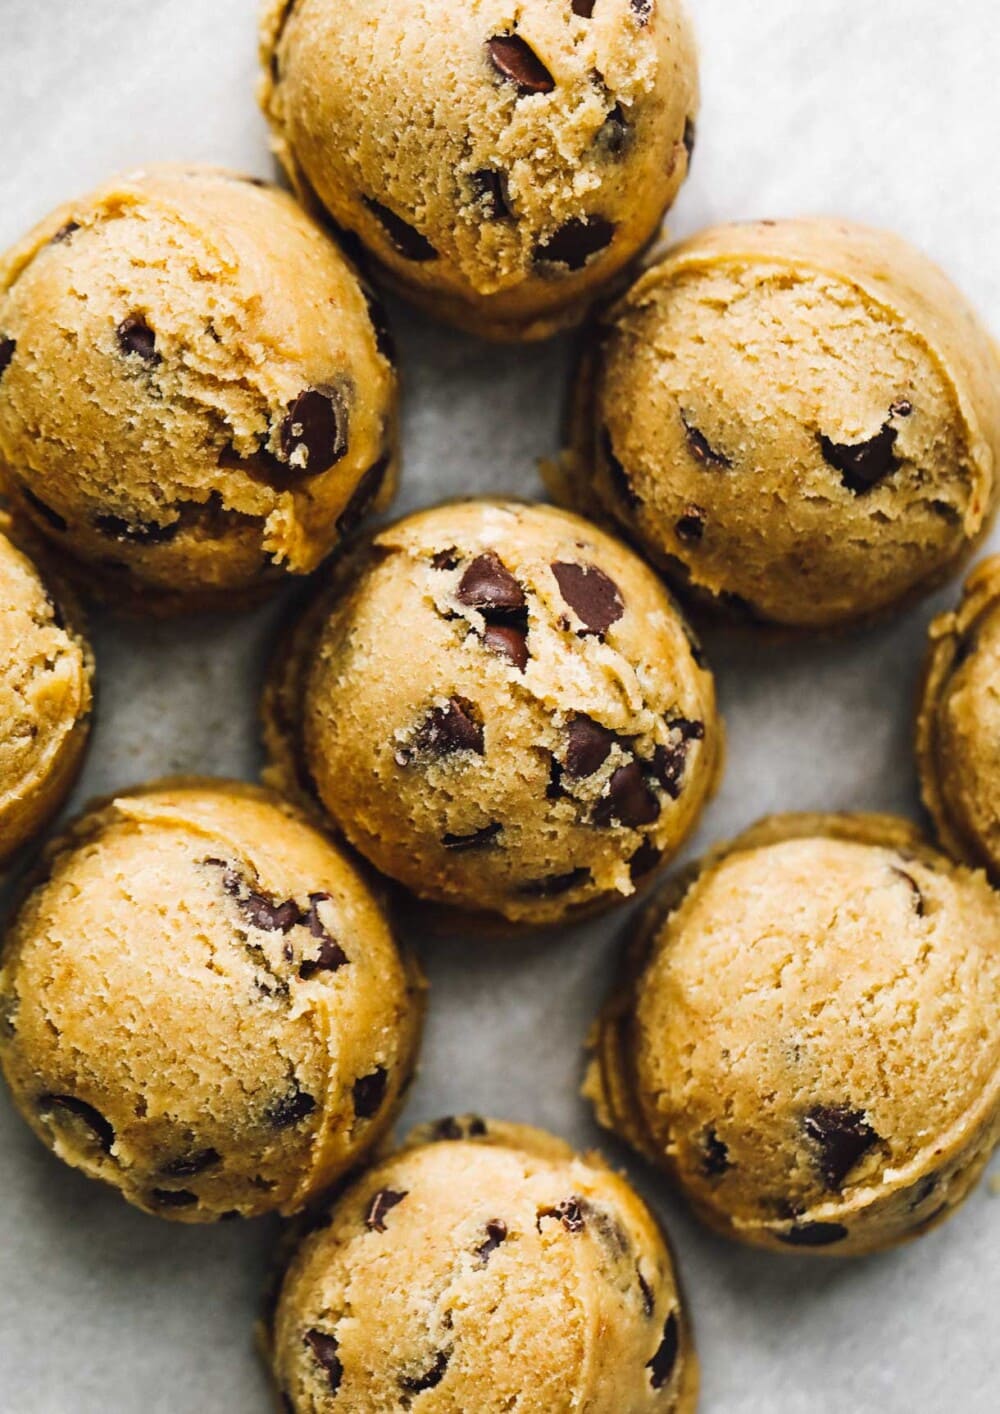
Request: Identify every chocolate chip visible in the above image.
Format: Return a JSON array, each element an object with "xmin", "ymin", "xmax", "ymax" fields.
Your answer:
[
  {"xmin": 539, "ymin": 1198, "xmax": 586, "ymax": 1233},
  {"xmin": 546, "ymin": 756, "xmax": 566, "ymax": 800},
  {"xmin": 803, "ymin": 1106, "xmax": 880, "ymax": 1190},
  {"xmin": 0, "ymin": 336, "xmax": 14, "ymax": 379},
  {"xmin": 594, "ymin": 763, "xmax": 661, "ymax": 828},
  {"xmin": 39, "ymin": 1096, "xmax": 114, "ymax": 1153},
  {"xmin": 599, "ymin": 104, "xmax": 629, "ymax": 156},
  {"xmin": 890, "ymin": 398, "xmax": 913, "ymax": 417},
  {"xmin": 469, "ymin": 169, "xmax": 511, "ymax": 220},
  {"xmin": 572, "ymin": 0, "xmax": 596, "ymax": 14},
  {"xmin": 161, "ymin": 1148, "xmax": 221, "ymax": 1178},
  {"xmin": 908, "ymin": 1173, "xmax": 939, "ymax": 1211},
  {"xmin": 647, "ymin": 1311, "xmax": 679, "ymax": 1389},
  {"xmin": 279, "ymin": 386, "xmax": 348, "ymax": 476},
  {"xmin": 400, "ymin": 1350, "xmax": 450, "ymax": 1394},
  {"xmin": 535, "ymin": 216, "xmax": 615, "ymax": 270},
  {"xmin": 150, "ymin": 1188, "xmax": 199, "ymax": 1208},
  {"xmin": 467, "ymin": 1116, "xmax": 487, "ymax": 1136},
  {"xmin": 336, "ymin": 454, "xmax": 389, "ymax": 536},
  {"xmin": 432, "ymin": 1116, "xmax": 464, "ymax": 1141},
  {"xmin": 363, "ymin": 197, "xmax": 438, "ymax": 261},
  {"xmin": 304, "ymin": 1329, "xmax": 343, "ymax": 1394},
  {"xmin": 565, "ymin": 716, "xmax": 616, "ymax": 777},
  {"xmin": 651, "ymin": 717, "xmax": 704, "ymax": 800},
  {"xmin": 94, "ymin": 513, "xmax": 180, "ymax": 545},
  {"xmin": 602, "ymin": 428, "xmax": 639, "ymax": 508},
  {"xmin": 432, "ymin": 548, "xmax": 460, "ymax": 571},
  {"xmin": 456, "ymin": 552, "xmax": 527, "ymax": 620},
  {"xmin": 701, "ymin": 1129, "xmax": 730, "ymax": 1177},
  {"xmin": 363, "ymin": 286, "xmax": 397, "ymax": 362},
  {"xmin": 51, "ymin": 221, "xmax": 80, "ymax": 244},
  {"xmin": 683, "ymin": 117, "xmax": 696, "ymax": 164},
  {"xmin": 267, "ymin": 1086, "xmax": 317, "ymax": 1129},
  {"xmin": 298, "ymin": 894, "xmax": 349, "ymax": 977},
  {"xmin": 892, "ymin": 867, "xmax": 925, "ymax": 917},
  {"xmin": 475, "ymin": 1219, "xmax": 508, "ymax": 1263},
  {"xmin": 629, "ymin": 840, "xmax": 662, "ymax": 881},
  {"xmin": 280, "ymin": 1395, "xmax": 293, "ymax": 1414},
  {"xmin": 631, "ymin": 0, "xmax": 653, "ymax": 23},
  {"xmin": 482, "ymin": 624, "xmax": 528, "ymax": 670},
  {"xmin": 353, "ymin": 1066, "xmax": 388, "ymax": 1120},
  {"xmin": 21, "ymin": 487, "xmax": 67, "ymax": 532},
  {"xmin": 217, "ymin": 439, "xmax": 286, "ymax": 480},
  {"xmin": 518, "ymin": 868, "xmax": 591, "ymax": 898},
  {"xmin": 243, "ymin": 893, "xmax": 302, "ymax": 933},
  {"xmin": 777, "ymin": 1221, "xmax": 849, "ymax": 1247},
  {"xmin": 682, "ymin": 414, "xmax": 731, "ymax": 468},
  {"xmin": 366, "ymin": 1187, "xmax": 407, "ymax": 1233},
  {"xmin": 638, "ymin": 1269, "xmax": 655, "ymax": 1318},
  {"xmin": 442, "ymin": 822, "xmax": 502, "ymax": 851},
  {"xmin": 116, "ymin": 315, "xmax": 159, "ymax": 364},
  {"xmin": 819, "ymin": 422, "xmax": 899, "ymax": 495},
  {"xmin": 487, "ymin": 34, "xmax": 555, "ymax": 94},
  {"xmin": 412, "ymin": 697, "xmax": 485, "ymax": 757},
  {"xmin": 552, "ymin": 561, "xmax": 624, "ymax": 635},
  {"xmin": 675, "ymin": 507, "xmax": 705, "ymax": 543}
]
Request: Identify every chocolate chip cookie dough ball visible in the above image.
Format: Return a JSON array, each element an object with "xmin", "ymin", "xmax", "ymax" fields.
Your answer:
[
  {"xmin": 0, "ymin": 781, "xmax": 424, "ymax": 1222},
  {"xmin": 586, "ymin": 814, "xmax": 1000, "ymax": 1256},
  {"xmin": 267, "ymin": 1119, "xmax": 697, "ymax": 1413},
  {"xmin": 0, "ymin": 166, "xmax": 398, "ymax": 612},
  {"xmin": 560, "ymin": 219, "xmax": 1000, "ymax": 629},
  {"xmin": 259, "ymin": 0, "xmax": 699, "ymax": 341},
  {"xmin": 263, "ymin": 500, "xmax": 721, "ymax": 928},
  {"xmin": 0, "ymin": 513, "xmax": 93, "ymax": 867},
  {"xmin": 917, "ymin": 556, "xmax": 1000, "ymax": 877}
]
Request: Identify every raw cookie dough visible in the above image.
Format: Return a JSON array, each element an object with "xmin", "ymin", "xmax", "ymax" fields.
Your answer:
[
  {"xmin": 0, "ymin": 511, "xmax": 92, "ymax": 866},
  {"xmin": 266, "ymin": 1118, "xmax": 697, "ymax": 1413},
  {"xmin": 0, "ymin": 781, "xmax": 424, "ymax": 1222},
  {"xmin": 917, "ymin": 555, "xmax": 1000, "ymax": 877},
  {"xmin": 585, "ymin": 813, "xmax": 1000, "ymax": 1256},
  {"xmin": 559, "ymin": 218, "xmax": 1000, "ymax": 629},
  {"xmin": 263, "ymin": 499, "xmax": 722, "ymax": 928},
  {"xmin": 0, "ymin": 165, "xmax": 398, "ymax": 612},
  {"xmin": 259, "ymin": 0, "xmax": 699, "ymax": 341}
]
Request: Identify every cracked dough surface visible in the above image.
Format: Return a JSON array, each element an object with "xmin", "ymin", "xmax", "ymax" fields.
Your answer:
[
  {"xmin": 262, "ymin": 499, "xmax": 721, "ymax": 928},
  {"xmin": 0, "ymin": 165, "xmax": 398, "ymax": 612},
  {"xmin": 0, "ymin": 780, "xmax": 424, "ymax": 1222},
  {"xmin": 585, "ymin": 812, "xmax": 1000, "ymax": 1256},
  {"xmin": 268, "ymin": 1119, "xmax": 697, "ymax": 1413},
  {"xmin": 559, "ymin": 218, "xmax": 1000, "ymax": 628},
  {"xmin": 0, "ymin": 511, "xmax": 92, "ymax": 866},
  {"xmin": 259, "ymin": 0, "xmax": 698, "ymax": 341}
]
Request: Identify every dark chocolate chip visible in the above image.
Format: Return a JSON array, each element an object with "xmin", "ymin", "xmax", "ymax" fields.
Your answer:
[
  {"xmin": 629, "ymin": 840, "xmax": 662, "ymax": 881},
  {"xmin": 803, "ymin": 1106, "xmax": 880, "ymax": 1190},
  {"xmin": 647, "ymin": 1311, "xmax": 679, "ymax": 1389},
  {"xmin": 39, "ymin": 1095, "xmax": 114, "ymax": 1153},
  {"xmin": 363, "ymin": 197, "xmax": 438, "ymax": 261},
  {"xmin": 908, "ymin": 1173, "xmax": 939, "ymax": 1211},
  {"xmin": 267, "ymin": 1087, "xmax": 317, "ymax": 1130},
  {"xmin": 467, "ymin": 1116, "xmax": 488, "ymax": 1137},
  {"xmin": 161, "ymin": 1148, "xmax": 221, "ymax": 1179},
  {"xmin": 599, "ymin": 103, "xmax": 629, "ymax": 156},
  {"xmin": 701, "ymin": 1128, "xmax": 730, "ymax": 1177},
  {"xmin": 534, "ymin": 216, "xmax": 616, "ymax": 270},
  {"xmin": 0, "ymin": 336, "xmax": 14, "ymax": 379},
  {"xmin": 675, "ymin": 507, "xmax": 705, "ymax": 543},
  {"xmin": 890, "ymin": 398, "xmax": 913, "ymax": 418},
  {"xmin": 363, "ymin": 286, "xmax": 397, "ymax": 362},
  {"xmin": 116, "ymin": 315, "xmax": 160, "ymax": 364},
  {"xmin": 683, "ymin": 117, "xmax": 696, "ymax": 164},
  {"xmin": 518, "ymin": 868, "xmax": 590, "ymax": 898},
  {"xmin": 487, "ymin": 34, "xmax": 555, "ymax": 94},
  {"xmin": 51, "ymin": 221, "xmax": 80, "ymax": 244},
  {"xmin": 682, "ymin": 414, "xmax": 731, "ymax": 468},
  {"xmin": 432, "ymin": 1116, "xmax": 464, "ymax": 1141},
  {"xmin": 475, "ymin": 1219, "xmax": 508, "ymax": 1264},
  {"xmin": 442, "ymin": 822, "xmax": 502, "ymax": 851},
  {"xmin": 638, "ymin": 1269, "xmax": 655, "ymax": 1318},
  {"xmin": 150, "ymin": 1188, "xmax": 199, "ymax": 1208},
  {"xmin": 21, "ymin": 487, "xmax": 67, "ymax": 532},
  {"xmin": 243, "ymin": 892, "xmax": 302, "ymax": 933},
  {"xmin": 819, "ymin": 422, "xmax": 899, "ymax": 495},
  {"xmin": 602, "ymin": 427, "xmax": 639, "ymax": 508},
  {"xmin": 280, "ymin": 1395, "xmax": 293, "ymax": 1414},
  {"xmin": 353, "ymin": 1066, "xmax": 389, "ymax": 1120},
  {"xmin": 552, "ymin": 561, "xmax": 624, "ymax": 635},
  {"xmin": 482, "ymin": 624, "xmax": 528, "ymax": 671},
  {"xmin": 400, "ymin": 1350, "xmax": 450, "ymax": 1395},
  {"xmin": 650, "ymin": 745, "xmax": 688, "ymax": 800},
  {"xmin": 456, "ymin": 552, "xmax": 527, "ymax": 620},
  {"xmin": 336, "ymin": 454, "xmax": 389, "ymax": 536},
  {"xmin": 565, "ymin": 716, "xmax": 616, "ymax": 777},
  {"xmin": 546, "ymin": 755, "xmax": 566, "ymax": 800},
  {"xmin": 299, "ymin": 894, "xmax": 349, "ymax": 977},
  {"xmin": 631, "ymin": 0, "xmax": 653, "ymax": 24},
  {"xmin": 539, "ymin": 1198, "xmax": 586, "ymax": 1233},
  {"xmin": 279, "ymin": 385, "xmax": 348, "ymax": 477},
  {"xmin": 413, "ymin": 697, "xmax": 484, "ymax": 757},
  {"xmin": 572, "ymin": 0, "xmax": 597, "ymax": 14},
  {"xmin": 432, "ymin": 548, "xmax": 460, "ymax": 571},
  {"xmin": 469, "ymin": 168, "xmax": 511, "ymax": 221},
  {"xmin": 777, "ymin": 1221, "xmax": 849, "ymax": 1248},
  {"xmin": 304, "ymin": 1329, "xmax": 343, "ymax": 1395},
  {"xmin": 366, "ymin": 1187, "xmax": 408, "ymax": 1233},
  {"xmin": 594, "ymin": 763, "xmax": 661, "ymax": 828},
  {"xmin": 892, "ymin": 867, "xmax": 925, "ymax": 917},
  {"xmin": 94, "ymin": 513, "xmax": 180, "ymax": 545}
]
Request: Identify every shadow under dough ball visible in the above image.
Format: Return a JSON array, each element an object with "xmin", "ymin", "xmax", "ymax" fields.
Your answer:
[
  {"xmin": 917, "ymin": 555, "xmax": 1000, "ymax": 878},
  {"xmin": 586, "ymin": 813, "xmax": 1000, "ymax": 1256},
  {"xmin": 0, "ymin": 512, "xmax": 93, "ymax": 867},
  {"xmin": 266, "ymin": 1119, "xmax": 697, "ymax": 1413},
  {"xmin": 0, "ymin": 781, "xmax": 424, "ymax": 1222},
  {"xmin": 259, "ymin": 0, "xmax": 699, "ymax": 341},
  {"xmin": 0, "ymin": 165, "xmax": 398, "ymax": 612},
  {"xmin": 560, "ymin": 218, "xmax": 1000, "ymax": 629},
  {"xmin": 262, "ymin": 498, "xmax": 722, "ymax": 929}
]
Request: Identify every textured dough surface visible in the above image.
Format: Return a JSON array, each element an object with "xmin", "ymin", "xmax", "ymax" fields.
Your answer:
[
  {"xmin": 268, "ymin": 1119, "xmax": 697, "ymax": 1412},
  {"xmin": 259, "ymin": 0, "xmax": 698, "ymax": 340},
  {"xmin": 0, "ymin": 780, "xmax": 424, "ymax": 1222},
  {"xmin": 263, "ymin": 499, "xmax": 721, "ymax": 928},
  {"xmin": 917, "ymin": 555, "xmax": 1000, "ymax": 878},
  {"xmin": 586, "ymin": 812, "xmax": 1000, "ymax": 1256},
  {"xmin": 560, "ymin": 218, "xmax": 1000, "ymax": 628},
  {"xmin": 0, "ymin": 165, "xmax": 398, "ymax": 611},
  {"xmin": 0, "ymin": 511, "xmax": 92, "ymax": 864}
]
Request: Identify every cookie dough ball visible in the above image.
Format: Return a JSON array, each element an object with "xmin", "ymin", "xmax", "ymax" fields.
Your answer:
[
  {"xmin": 263, "ymin": 500, "xmax": 721, "ymax": 928},
  {"xmin": 0, "ymin": 781, "xmax": 424, "ymax": 1222},
  {"xmin": 259, "ymin": 0, "xmax": 699, "ymax": 341},
  {"xmin": 268, "ymin": 1119, "xmax": 697, "ymax": 1413},
  {"xmin": 586, "ymin": 814, "xmax": 1000, "ymax": 1256},
  {"xmin": 917, "ymin": 556, "xmax": 1000, "ymax": 877},
  {"xmin": 0, "ymin": 512, "xmax": 92, "ymax": 866},
  {"xmin": 561, "ymin": 219, "xmax": 1000, "ymax": 629},
  {"xmin": 0, "ymin": 165, "xmax": 398, "ymax": 612}
]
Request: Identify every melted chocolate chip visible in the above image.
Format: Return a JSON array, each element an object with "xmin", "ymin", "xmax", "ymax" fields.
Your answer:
[
  {"xmin": 469, "ymin": 168, "xmax": 511, "ymax": 220},
  {"xmin": 400, "ymin": 1350, "xmax": 450, "ymax": 1394},
  {"xmin": 353, "ymin": 1066, "xmax": 389, "ymax": 1120},
  {"xmin": 701, "ymin": 1129, "xmax": 730, "ymax": 1177},
  {"xmin": 94, "ymin": 513, "xmax": 180, "ymax": 545},
  {"xmin": 803, "ymin": 1106, "xmax": 880, "ymax": 1190},
  {"xmin": 675, "ymin": 507, "xmax": 705, "ymax": 543},
  {"xmin": 629, "ymin": 840, "xmax": 662, "ymax": 881},
  {"xmin": 535, "ymin": 216, "xmax": 615, "ymax": 270},
  {"xmin": 552, "ymin": 561, "xmax": 624, "ymax": 635},
  {"xmin": 304, "ymin": 1329, "xmax": 343, "ymax": 1394},
  {"xmin": 363, "ymin": 197, "xmax": 438, "ymax": 261},
  {"xmin": 777, "ymin": 1221, "xmax": 849, "ymax": 1248},
  {"xmin": 279, "ymin": 386, "xmax": 348, "ymax": 476},
  {"xmin": 456, "ymin": 552, "xmax": 527, "ymax": 619},
  {"xmin": 366, "ymin": 1187, "xmax": 408, "ymax": 1233},
  {"xmin": 475, "ymin": 1219, "xmax": 508, "ymax": 1263},
  {"xmin": 21, "ymin": 487, "xmax": 67, "ymax": 532},
  {"xmin": 411, "ymin": 697, "xmax": 484, "ymax": 757},
  {"xmin": 39, "ymin": 1095, "xmax": 114, "ymax": 1153},
  {"xmin": 637, "ymin": 1269, "xmax": 655, "ymax": 1318},
  {"xmin": 518, "ymin": 868, "xmax": 590, "ymax": 898},
  {"xmin": 594, "ymin": 763, "xmax": 661, "ymax": 828},
  {"xmin": 602, "ymin": 428, "xmax": 639, "ymax": 508},
  {"xmin": 819, "ymin": 422, "xmax": 899, "ymax": 495},
  {"xmin": 631, "ymin": 0, "xmax": 653, "ymax": 23},
  {"xmin": 487, "ymin": 34, "xmax": 555, "ymax": 94},
  {"xmin": 363, "ymin": 286, "xmax": 397, "ymax": 362},
  {"xmin": 482, "ymin": 624, "xmax": 528, "ymax": 670},
  {"xmin": 442, "ymin": 822, "xmax": 502, "ymax": 851},
  {"xmin": 150, "ymin": 1188, "xmax": 199, "ymax": 1208},
  {"xmin": 539, "ymin": 1197, "xmax": 586, "ymax": 1233},
  {"xmin": 682, "ymin": 414, "xmax": 731, "ymax": 468},
  {"xmin": 51, "ymin": 221, "xmax": 80, "ymax": 244},
  {"xmin": 267, "ymin": 1087, "xmax": 317, "ymax": 1130},
  {"xmin": 0, "ymin": 336, "xmax": 14, "ymax": 379},
  {"xmin": 892, "ymin": 867, "xmax": 926, "ymax": 917},
  {"xmin": 337, "ymin": 454, "xmax": 389, "ymax": 536},
  {"xmin": 161, "ymin": 1148, "xmax": 221, "ymax": 1179},
  {"xmin": 565, "ymin": 716, "xmax": 616, "ymax": 777},
  {"xmin": 116, "ymin": 315, "xmax": 159, "ymax": 364},
  {"xmin": 647, "ymin": 1311, "xmax": 679, "ymax": 1389}
]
